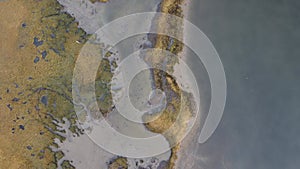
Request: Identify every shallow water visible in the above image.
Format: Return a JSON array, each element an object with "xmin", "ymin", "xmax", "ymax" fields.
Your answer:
[
  {"xmin": 56, "ymin": 0, "xmax": 174, "ymax": 168},
  {"xmin": 58, "ymin": 0, "xmax": 161, "ymax": 34}
]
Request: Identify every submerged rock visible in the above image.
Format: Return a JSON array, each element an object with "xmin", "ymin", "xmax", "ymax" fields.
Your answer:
[
  {"xmin": 41, "ymin": 95, "xmax": 48, "ymax": 106},
  {"xmin": 33, "ymin": 37, "xmax": 43, "ymax": 47},
  {"xmin": 41, "ymin": 51, "xmax": 47, "ymax": 59},
  {"xmin": 22, "ymin": 23, "xmax": 26, "ymax": 28},
  {"xmin": 7, "ymin": 104, "xmax": 12, "ymax": 111},
  {"xmin": 19, "ymin": 125, "xmax": 25, "ymax": 130},
  {"xmin": 157, "ymin": 161, "xmax": 168, "ymax": 169},
  {"xmin": 34, "ymin": 56, "xmax": 40, "ymax": 63},
  {"xmin": 26, "ymin": 146, "xmax": 32, "ymax": 150},
  {"xmin": 12, "ymin": 97, "xmax": 20, "ymax": 102}
]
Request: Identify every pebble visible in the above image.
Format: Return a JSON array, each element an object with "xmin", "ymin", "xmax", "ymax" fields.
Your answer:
[
  {"xmin": 157, "ymin": 161, "xmax": 168, "ymax": 169},
  {"xmin": 41, "ymin": 95, "xmax": 48, "ymax": 105},
  {"xmin": 50, "ymin": 33, "xmax": 56, "ymax": 38},
  {"xmin": 19, "ymin": 125, "xmax": 25, "ymax": 130},
  {"xmin": 7, "ymin": 104, "xmax": 13, "ymax": 111},
  {"xmin": 33, "ymin": 37, "xmax": 43, "ymax": 47},
  {"xmin": 14, "ymin": 83, "xmax": 19, "ymax": 88},
  {"xmin": 50, "ymin": 47, "xmax": 59, "ymax": 54},
  {"xmin": 26, "ymin": 146, "xmax": 32, "ymax": 150},
  {"xmin": 41, "ymin": 51, "xmax": 47, "ymax": 59},
  {"xmin": 22, "ymin": 23, "xmax": 26, "ymax": 28},
  {"xmin": 61, "ymin": 44, "xmax": 65, "ymax": 51},
  {"xmin": 34, "ymin": 56, "xmax": 40, "ymax": 63},
  {"xmin": 35, "ymin": 105, "xmax": 40, "ymax": 111},
  {"xmin": 12, "ymin": 97, "xmax": 20, "ymax": 102}
]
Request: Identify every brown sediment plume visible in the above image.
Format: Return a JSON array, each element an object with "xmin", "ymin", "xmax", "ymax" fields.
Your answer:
[{"xmin": 142, "ymin": 0, "xmax": 192, "ymax": 169}]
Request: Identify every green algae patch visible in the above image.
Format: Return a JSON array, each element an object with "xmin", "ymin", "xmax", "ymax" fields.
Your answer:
[
  {"xmin": 95, "ymin": 58, "xmax": 114, "ymax": 116},
  {"xmin": 90, "ymin": 0, "xmax": 109, "ymax": 3},
  {"xmin": 61, "ymin": 160, "xmax": 75, "ymax": 169},
  {"xmin": 108, "ymin": 157, "xmax": 128, "ymax": 169}
]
